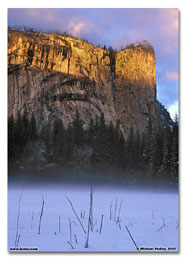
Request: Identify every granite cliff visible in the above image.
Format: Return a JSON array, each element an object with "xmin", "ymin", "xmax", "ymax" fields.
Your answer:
[{"xmin": 8, "ymin": 29, "xmax": 172, "ymax": 137}]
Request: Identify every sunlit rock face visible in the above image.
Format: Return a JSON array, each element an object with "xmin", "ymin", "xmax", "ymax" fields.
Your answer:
[
  {"xmin": 8, "ymin": 30, "xmax": 171, "ymax": 136},
  {"xmin": 8, "ymin": 29, "xmax": 117, "ymax": 130},
  {"xmin": 115, "ymin": 41, "xmax": 158, "ymax": 135},
  {"xmin": 8, "ymin": 30, "xmax": 112, "ymax": 83}
]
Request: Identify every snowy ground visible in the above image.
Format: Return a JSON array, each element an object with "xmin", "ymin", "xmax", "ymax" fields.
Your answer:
[{"xmin": 8, "ymin": 183, "xmax": 179, "ymax": 252}]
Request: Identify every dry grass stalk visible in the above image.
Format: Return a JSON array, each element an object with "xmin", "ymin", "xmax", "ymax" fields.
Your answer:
[
  {"xmin": 59, "ymin": 216, "xmax": 61, "ymax": 233},
  {"xmin": 74, "ymin": 234, "xmax": 78, "ymax": 244},
  {"xmin": 31, "ymin": 212, "xmax": 34, "ymax": 229},
  {"xmin": 125, "ymin": 225, "xmax": 140, "ymax": 252},
  {"xmin": 85, "ymin": 185, "xmax": 94, "ymax": 248},
  {"xmin": 99, "ymin": 214, "xmax": 104, "ymax": 234},
  {"xmin": 65, "ymin": 195, "xmax": 86, "ymax": 234},
  {"xmin": 14, "ymin": 186, "xmax": 24, "ymax": 248},
  {"xmin": 157, "ymin": 218, "xmax": 166, "ymax": 232},
  {"xmin": 38, "ymin": 195, "xmax": 45, "ymax": 235},
  {"xmin": 110, "ymin": 201, "xmax": 113, "ymax": 220},
  {"xmin": 67, "ymin": 240, "xmax": 75, "ymax": 249},
  {"xmin": 118, "ymin": 198, "xmax": 123, "ymax": 220},
  {"xmin": 114, "ymin": 197, "xmax": 117, "ymax": 222}
]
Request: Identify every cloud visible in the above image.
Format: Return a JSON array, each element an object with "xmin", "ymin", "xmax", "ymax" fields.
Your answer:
[
  {"xmin": 67, "ymin": 20, "xmax": 92, "ymax": 37},
  {"xmin": 158, "ymin": 9, "xmax": 178, "ymax": 54},
  {"xmin": 26, "ymin": 9, "xmax": 41, "ymax": 18},
  {"xmin": 159, "ymin": 9, "xmax": 178, "ymax": 37},
  {"xmin": 164, "ymin": 71, "xmax": 178, "ymax": 81}
]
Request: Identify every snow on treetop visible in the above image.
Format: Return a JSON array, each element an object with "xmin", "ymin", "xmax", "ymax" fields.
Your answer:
[{"xmin": 125, "ymin": 40, "xmax": 154, "ymax": 53}]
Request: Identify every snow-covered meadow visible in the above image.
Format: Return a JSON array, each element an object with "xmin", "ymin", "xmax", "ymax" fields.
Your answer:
[{"xmin": 8, "ymin": 183, "xmax": 179, "ymax": 252}]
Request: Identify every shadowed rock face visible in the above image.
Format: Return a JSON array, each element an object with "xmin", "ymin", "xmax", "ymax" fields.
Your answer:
[{"xmin": 8, "ymin": 29, "xmax": 172, "ymax": 137}]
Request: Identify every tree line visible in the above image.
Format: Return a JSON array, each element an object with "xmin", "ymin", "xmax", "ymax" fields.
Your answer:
[
  {"xmin": 8, "ymin": 109, "xmax": 178, "ymax": 182},
  {"xmin": 8, "ymin": 108, "xmax": 38, "ymax": 162}
]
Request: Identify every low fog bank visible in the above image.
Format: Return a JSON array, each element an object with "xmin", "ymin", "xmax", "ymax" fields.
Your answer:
[{"xmin": 8, "ymin": 168, "xmax": 178, "ymax": 193}]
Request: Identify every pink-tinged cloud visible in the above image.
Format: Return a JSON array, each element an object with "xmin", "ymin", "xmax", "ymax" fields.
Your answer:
[
  {"xmin": 26, "ymin": 9, "xmax": 58, "ymax": 23},
  {"xmin": 158, "ymin": 9, "xmax": 178, "ymax": 54},
  {"xmin": 67, "ymin": 20, "xmax": 93, "ymax": 37},
  {"xmin": 159, "ymin": 9, "xmax": 178, "ymax": 37},
  {"xmin": 26, "ymin": 9, "xmax": 41, "ymax": 18},
  {"xmin": 164, "ymin": 71, "xmax": 178, "ymax": 81}
]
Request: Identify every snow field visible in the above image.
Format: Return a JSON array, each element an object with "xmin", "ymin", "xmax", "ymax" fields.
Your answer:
[{"xmin": 8, "ymin": 184, "xmax": 179, "ymax": 252}]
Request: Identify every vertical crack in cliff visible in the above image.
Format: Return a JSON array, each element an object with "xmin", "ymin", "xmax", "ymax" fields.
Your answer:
[{"xmin": 108, "ymin": 48, "xmax": 116, "ymax": 102}]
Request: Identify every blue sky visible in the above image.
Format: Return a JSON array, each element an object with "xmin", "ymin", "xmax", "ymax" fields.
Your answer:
[{"xmin": 8, "ymin": 8, "xmax": 179, "ymax": 117}]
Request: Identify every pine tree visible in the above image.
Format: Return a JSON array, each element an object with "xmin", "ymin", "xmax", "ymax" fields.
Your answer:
[
  {"xmin": 104, "ymin": 121, "xmax": 115, "ymax": 165},
  {"xmin": 135, "ymin": 129, "xmax": 141, "ymax": 171},
  {"xmin": 52, "ymin": 118, "xmax": 65, "ymax": 163},
  {"xmin": 170, "ymin": 115, "xmax": 179, "ymax": 180},
  {"xmin": 127, "ymin": 126, "xmax": 135, "ymax": 172},
  {"xmin": 29, "ymin": 113, "xmax": 38, "ymax": 141},
  {"xmin": 14, "ymin": 110, "xmax": 24, "ymax": 159},
  {"xmin": 112, "ymin": 120, "xmax": 125, "ymax": 169},
  {"xmin": 140, "ymin": 131, "xmax": 146, "ymax": 174},
  {"xmin": 142, "ymin": 119, "xmax": 156, "ymax": 179},
  {"xmin": 117, "ymin": 129, "xmax": 126, "ymax": 170},
  {"xmin": 153, "ymin": 126, "xmax": 164, "ymax": 176},
  {"xmin": 91, "ymin": 113, "xmax": 108, "ymax": 168},
  {"xmin": 40, "ymin": 123, "xmax": 51, "ymax": 160},
  {"xmin": 162, "ymin": 126, "xmax": 172, "ymax": 177},
  {"xmin": 65, "ymin": 123, "xmax": 74, "ymax": 162},
  {"xmin": 87, "ymin": 117, "xmax": 95, "ymax": 145},
  {"xmin": 22, "ymin": 106, "xmax": 29, "ymax": 143},
  {"xmin": 72, "ymin": 110, "xmax": 84, "ymax": 148},
  {"xmin": 8, "ymin": 115, "xmax": 15, "ymax": 160}
]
